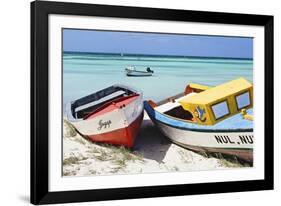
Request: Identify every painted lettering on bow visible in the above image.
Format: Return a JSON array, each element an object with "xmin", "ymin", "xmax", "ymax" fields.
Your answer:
[
  {"xmin": 97, "ymin": 119, "xmax": 112, "ymax": 130},
  {"xmin": 214, "ymin": 135, "xmax": 235, "ymax": 144},
  {"xmin": 239, "ymin": 135, "xmax": 254, "ymax": 144},
  {"xmin": 214, "ymin": 135, "xmax": 254, "ymax": 145}
]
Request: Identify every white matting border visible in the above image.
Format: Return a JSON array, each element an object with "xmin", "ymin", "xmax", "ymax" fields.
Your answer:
[{"xmin": 49, "ymin": 14, "xmax": 265, "ymax": 192}]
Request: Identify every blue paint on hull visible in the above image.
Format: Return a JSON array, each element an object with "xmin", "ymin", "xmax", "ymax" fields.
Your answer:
[{"xmin": 144, "ymin": 101, "xmax": 253, "ymax": 132}]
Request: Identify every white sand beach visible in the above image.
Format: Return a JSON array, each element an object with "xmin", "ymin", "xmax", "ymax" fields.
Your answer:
[{"xmin": 63, "ymin": 113, "xmax": 250, "ymax": 177}]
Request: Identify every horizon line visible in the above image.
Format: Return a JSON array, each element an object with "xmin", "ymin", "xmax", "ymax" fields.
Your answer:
[{"xmin": 63, "ymin": 51, "xmax": 253, "ymax": 60}]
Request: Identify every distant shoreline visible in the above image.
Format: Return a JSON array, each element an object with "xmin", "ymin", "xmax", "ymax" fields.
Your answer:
[{"xmin": 63, "ymin": 51, "xmax": 253, "ymax": 61}]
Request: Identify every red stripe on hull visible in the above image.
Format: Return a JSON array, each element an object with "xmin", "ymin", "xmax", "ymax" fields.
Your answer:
[
  {"xmin": 85, "ymin": 94, "xmax": 139, "ymax": 119},
  {"xmin": 87, "ymin": 112, "xmax": 143, "ymax": 148}
]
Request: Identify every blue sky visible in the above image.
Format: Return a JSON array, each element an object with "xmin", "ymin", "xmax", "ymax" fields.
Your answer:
[{"xmin": 63, "ymin": 29, "xmax": 253, "ymax": 59}]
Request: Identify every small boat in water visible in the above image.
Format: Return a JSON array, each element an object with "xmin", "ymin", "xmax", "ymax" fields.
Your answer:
[
  {"xmin": 66, "ymin": 84, "xmax": 144, "ymax": 148},
  {"xmin": 144, "ymin": 78, "xmax": 254, "ymax": 162},
  {"xmin": 125, "ymin": 66, "xmax": 154, "ymax": 77}
]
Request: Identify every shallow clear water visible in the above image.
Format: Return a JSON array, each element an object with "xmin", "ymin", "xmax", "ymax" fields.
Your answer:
[{"xmin": 63, "ymin": 52, "xmax": 253, "ymax": 110}]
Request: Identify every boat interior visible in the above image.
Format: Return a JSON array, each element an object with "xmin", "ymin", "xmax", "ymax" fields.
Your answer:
[
  {"xmin": 71, "ymin": 86, "xmax": 137, "ymax": 119},
  {"xmin": 147, "ymin": 97, "xmax": 253, "ymax": 130},
  {"xmin": 152, "ymin": 83, "xmax": 209, "ymax": 122},
  {"xmin": 164, "ymin": 105, "xmax": 195, "ymax": 121},
  {"xmin": 153, "ymin": 92, "xmax": 197, "ymax": 122}
]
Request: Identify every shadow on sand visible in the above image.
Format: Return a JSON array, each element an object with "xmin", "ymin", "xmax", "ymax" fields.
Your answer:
[
  {"xmin": 133, "ymin": 119, "xmax": 171, "ymax": 163},
  {"xmin": 133, "ymin": 119, "xmax": 251, "ymax": 166}
]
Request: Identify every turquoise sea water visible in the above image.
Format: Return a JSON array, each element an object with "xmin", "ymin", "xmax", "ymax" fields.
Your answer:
[{"xmin": 63, "ymin": 52, "xmax": 253, "ymax": 110}]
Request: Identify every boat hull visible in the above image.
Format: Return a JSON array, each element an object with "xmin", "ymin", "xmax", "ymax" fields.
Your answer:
[
  {"xmin": 68, "ymin": 86, "xmax": 144, "ymax": 148},
  {"xmin": 125, "ymin": 69, "xmax": 153, "ymax": 77},
  {"xmin": 154, "ymin": 120, "xmax": 253, "ymax": 161},
  {"xmin": 126, "ymin": 72, "xmax": 152, "ymax": 77},
  {"xmin": 87, "ymin": 112, "xmax": 143, "ymax": 147},
  {"xmin": 144, "ymin": 101, "xmax": 253, "ymax": 162},
  {"xmin": 72, "ymin": 97, "xmax": 143, "ymax": 147}
]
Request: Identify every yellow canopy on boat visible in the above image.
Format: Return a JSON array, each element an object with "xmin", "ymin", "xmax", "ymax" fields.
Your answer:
[
  {"xmin": 188, "ymin": 83, "xmax": 210, "ymax": 92},
  {"xmin": 179, "ymin": 78, "xmax": 253, "ymax": 125}
]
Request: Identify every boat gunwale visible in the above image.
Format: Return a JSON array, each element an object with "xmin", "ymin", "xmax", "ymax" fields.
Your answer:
[
  {"xmin": 82, "ymin": 93, "xmax": 140, "ymax": 120},
  {"xmin": 66, "ymin": 84, "xmax": 142, "ymax": 122}
]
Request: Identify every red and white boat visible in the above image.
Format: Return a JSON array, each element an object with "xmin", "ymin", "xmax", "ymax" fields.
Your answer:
[{"xmin": 66, "ymin": 85, "xmax": 144, "ymax": 147}]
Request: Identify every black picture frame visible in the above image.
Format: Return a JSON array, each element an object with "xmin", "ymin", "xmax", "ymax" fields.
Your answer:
[{"xmin": 31, "ymin": 0, "xmax": 274, "ymax": 204}]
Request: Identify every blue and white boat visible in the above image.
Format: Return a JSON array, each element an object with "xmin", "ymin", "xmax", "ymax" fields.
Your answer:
[
  {"xmin": 125, "ymin": 66, "xmax": 154, "ymax": 77},
  {"xmin": 144, "ymin": 78, "xmax": 254, "ymax": 162}
]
